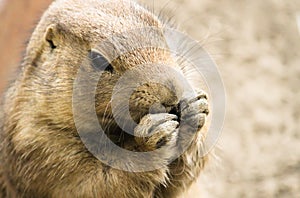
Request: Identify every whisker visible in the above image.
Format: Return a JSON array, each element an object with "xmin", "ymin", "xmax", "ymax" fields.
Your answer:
[{"xmin": 102, "ymin": 100, "xmax": 112, "ymax": 125}]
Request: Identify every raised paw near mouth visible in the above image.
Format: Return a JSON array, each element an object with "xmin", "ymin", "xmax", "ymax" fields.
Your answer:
[
  {"xmin": 180, "ymin": 90, "xmax": 209, "ymax": 131},
  {"xmin": 134, "ymin": 113, "xmax": 179, "ymax": 151}
]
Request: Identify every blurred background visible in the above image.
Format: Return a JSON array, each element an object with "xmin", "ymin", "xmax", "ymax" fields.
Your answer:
[{"xmin": 0, "ymin": 0, "xmax": 299, "ymax": 197}]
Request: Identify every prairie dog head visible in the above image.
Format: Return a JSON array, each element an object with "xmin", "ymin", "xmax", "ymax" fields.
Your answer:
[{"xmin": 19, "ymin": 0, "xmax": 202, "ymax": 141}]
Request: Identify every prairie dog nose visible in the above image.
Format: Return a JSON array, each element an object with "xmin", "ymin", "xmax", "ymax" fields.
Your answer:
[
  {"xmin": 129, "ymin": 82, "xmax": 181, "ymax": 121},
  {"xmin": 130, "ymin": 82, "xmax": 179, "ymax": 109}
]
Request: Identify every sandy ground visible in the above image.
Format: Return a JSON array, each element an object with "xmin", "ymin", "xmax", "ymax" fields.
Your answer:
[{"xmin": 1, "ymin": 0, "xmax": 300, "ymax": 197}]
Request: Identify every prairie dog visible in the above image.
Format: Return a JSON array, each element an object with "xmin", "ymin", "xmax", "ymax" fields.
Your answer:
[{"xmin": 0, "ymin": 0, "xmax": 209, "ymax": 197}]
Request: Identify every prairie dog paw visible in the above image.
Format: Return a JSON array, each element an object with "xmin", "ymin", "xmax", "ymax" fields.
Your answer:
[
  {"xmin": 134, "ymin": 113, "xmax": 179, "ymax": 151},
  {"xmin": 180, "ymin": 90, "xmax": 209, "ymax": 130}
]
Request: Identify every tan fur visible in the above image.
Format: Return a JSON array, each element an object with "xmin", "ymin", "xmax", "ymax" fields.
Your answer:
[{"xmin": 0, "ymin": 0, "xmax": 209, "ymax": 197}]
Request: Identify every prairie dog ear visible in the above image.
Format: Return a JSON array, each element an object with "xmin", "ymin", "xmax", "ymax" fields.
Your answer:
[{"xmin": 44, "ymin": 24, "xmax": 59, "ymax": 49}]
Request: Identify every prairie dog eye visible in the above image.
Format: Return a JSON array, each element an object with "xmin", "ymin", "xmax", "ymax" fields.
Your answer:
[{"xmin": 89, "ymin": 50, "xmax": 114, "ymax": 73}]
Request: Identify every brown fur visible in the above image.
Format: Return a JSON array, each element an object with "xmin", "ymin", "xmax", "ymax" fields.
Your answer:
[{"xmin": 0, "ymin": 0, "xmax": 209, "ymax": 197}]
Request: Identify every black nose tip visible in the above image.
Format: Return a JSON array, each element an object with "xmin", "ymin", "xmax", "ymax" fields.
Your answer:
[{"xmin": 168, "ymin": 103, "xmax": 181, "ymax": 121}]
